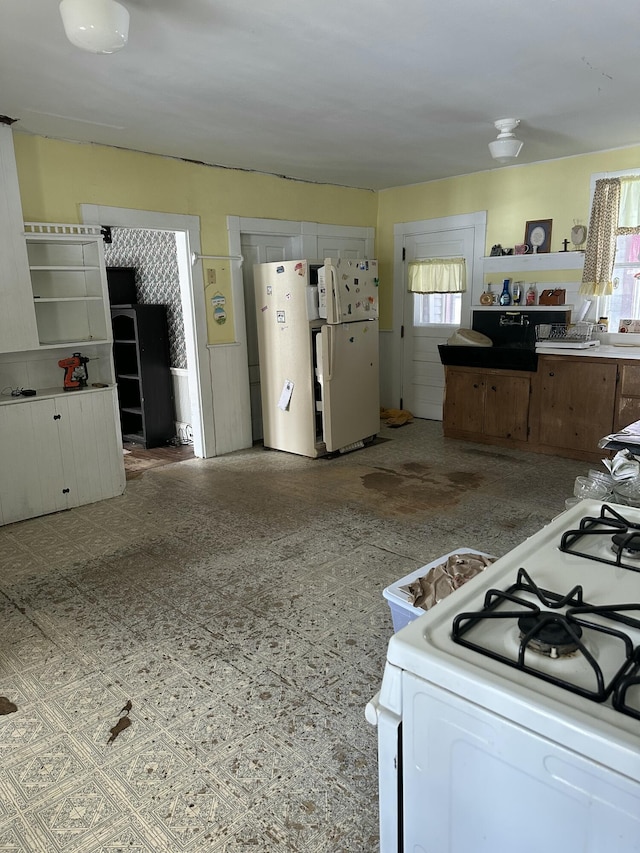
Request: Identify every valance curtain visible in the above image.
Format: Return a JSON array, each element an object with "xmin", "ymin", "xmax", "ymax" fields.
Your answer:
[
  {"xmin": 408, "ymin": 257, "xmax": 466, "ymax": 293},
  {"xmin": 580, "ymin": 176, "xmax": 640, "ymax": 297}
]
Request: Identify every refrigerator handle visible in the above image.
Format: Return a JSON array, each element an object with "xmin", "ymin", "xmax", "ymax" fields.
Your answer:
[
  {"xmin": 327, "ymin": 262, "xmax": 340, "ymax": 323},
  {"xmin": 325, "ymin": 324, "xmax": 335, "ymax": 380}
]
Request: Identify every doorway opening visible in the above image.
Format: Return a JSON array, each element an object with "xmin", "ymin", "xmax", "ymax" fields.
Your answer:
[{"xmin": 81, "ymin": 204, "xmax": 212, "ymax": 458}]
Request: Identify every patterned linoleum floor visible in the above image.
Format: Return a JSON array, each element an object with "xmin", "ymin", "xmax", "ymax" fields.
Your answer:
[{"xmin": 0, "ymin": 419, "xmax": 590, "ymax": 851}]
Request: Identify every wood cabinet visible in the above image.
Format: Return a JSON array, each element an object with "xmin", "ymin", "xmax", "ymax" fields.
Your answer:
[
  {"xmin": 614, "ymin": 362, "xmax": 640, "ymax": 432},
  {"xmin": 111, "ymin": 305, "xmax": 175, "ymax": 448},
  {"xmin": 0, "ymin": 388, "xmax": 125, "ymax": 525},
  {"xmin": 530, "ymin": 357, "xmax": 616, "ymax": 454},
  {"xmin": 442, "ymin": 354, "xmax": 632, "ymax": 462},
  {"xmin": 443, "ymin": 366, "xmax": 531, "ymax": 444}
]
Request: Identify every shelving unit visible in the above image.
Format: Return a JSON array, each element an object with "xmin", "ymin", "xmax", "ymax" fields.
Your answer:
[
  {"xmin": 25, "ymin": 224, "xmax": 111, "ymax": 349},
  {"xmin": 481, "ymin": 251, "xmax": 585, "ymax": 274},
  {"xmin": 0, "ymin": 217, "xmax": 125, "ymax": 525},
  {"xmin": 111, "ymin": 305, "xmax": 175, "ymax": 448}
]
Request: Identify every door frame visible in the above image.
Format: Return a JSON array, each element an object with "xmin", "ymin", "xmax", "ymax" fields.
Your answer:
[
  {"xmin": 81, "ymin": 204, "xmax": 211, "ymax": 458},
  {"xmin": 227, "ymin": 216, "xmax": 375, "ymax": 442},
  {"xmin": 391, "ymin": 212, "xmax": 487, "ymax": 410}
]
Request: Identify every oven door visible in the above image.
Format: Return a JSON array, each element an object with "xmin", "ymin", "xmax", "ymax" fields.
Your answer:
[{"xmin": 402, "ymin": 671, "xmax": 640, "ymax": 853}]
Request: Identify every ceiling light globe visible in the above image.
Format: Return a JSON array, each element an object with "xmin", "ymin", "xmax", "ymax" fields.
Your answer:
[
  {"xmin": 489, "ymin": 118, "xmax": 523, "ymax": 163},
  {"xmin": 489, "ymin": 138, "xmax": 524, "ymax": 164},
  {"xmin": 59, "ymin": 0, "xmax": 129, "ymax": 54}
]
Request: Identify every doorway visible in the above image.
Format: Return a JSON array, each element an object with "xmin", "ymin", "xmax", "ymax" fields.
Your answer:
[
  {"xmin": 229, "ymin": 217, "xmax": 375, "ymax": 444},
  {"xmin": 392, "ymin": 212, "xmax": 487, "ymax": 419},
  {"xmin": 81, "ymin": 204, "xmax": 211, "ymax": 458}
]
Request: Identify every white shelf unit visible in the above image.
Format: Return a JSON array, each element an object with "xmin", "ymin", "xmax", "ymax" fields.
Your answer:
[
  {"xmin": 25, "ymin": 224, "xmax": 112, "ymax": 349},
  {"xmin": 481, "ymin": 251, "xmax": 585, "ymax": 274}
]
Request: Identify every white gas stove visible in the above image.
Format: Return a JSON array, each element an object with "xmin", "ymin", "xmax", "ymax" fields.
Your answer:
[{"xmin": 368, "ymin": 500, "xmax": 640, "ymax": 853}]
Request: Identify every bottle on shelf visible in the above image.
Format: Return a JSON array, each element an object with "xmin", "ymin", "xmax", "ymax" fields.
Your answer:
[
  {"xmin": 526, "ymin": 284, "xmax": 537, "ymax": 306},
  {"xmin": 598, "ymin": 316, "xmax": 609, "ymax": 332},
  {"xmin": 479, "ymin": 282, "xmax": 494, "ymax": 305},
  {"xmin": 499, "ymin": 279, "xmax": 512, "ymax": 306},
  {"xmin": 512, "ymin": 281, "xmax": 523, "ymax": 305}
]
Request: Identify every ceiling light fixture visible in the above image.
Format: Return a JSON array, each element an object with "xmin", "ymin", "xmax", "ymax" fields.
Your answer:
[
  {"xmin": 488, "ymin": 118, "xmax": 523, "ymax": 164},
  {"xmin": 59, "ymin": 0, "xmax": 130, "ymax": 54}
]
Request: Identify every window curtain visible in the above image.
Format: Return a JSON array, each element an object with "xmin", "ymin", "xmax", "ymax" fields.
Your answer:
[
  {"xmin": 580, "ymin": 176, "xmax": 640, "ymax": 296},
  {"xmin": 580, "ymin": 178, "xmax": 620, "ymax": 297},
  {"xmin": 408, "ymin": 257, "xmax": 466, "ymax": 293}
]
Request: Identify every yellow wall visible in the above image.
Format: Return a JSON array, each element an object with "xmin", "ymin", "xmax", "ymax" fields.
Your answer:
[
  {"xmin": 13, "ymin": 133, "xmax": 377, "ymax": 343},
  {"xmin": 376, "ymin": 146, "xmax": 640, "ymax": 327},
  {"xmin": 14, "ymin": 132, "xmax": 640, "ymax": 336}
]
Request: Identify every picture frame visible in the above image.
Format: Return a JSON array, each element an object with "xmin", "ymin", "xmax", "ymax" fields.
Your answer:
[{"xmin": 524, "ymin": 219, "xmax": 553, "ymax": 254}]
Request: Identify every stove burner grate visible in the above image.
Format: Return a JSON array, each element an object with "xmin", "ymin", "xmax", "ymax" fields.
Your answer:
[
  {"xmin": 560, "ymin": 504, "xmax": 640, "ymax": 572},
  {"xmin": 452, "ymin": 568, "xmax": 638, "ymax": 708},
  {"xmin": 613, "ymin": 649, "xmax": 640, "ymax": 720}
]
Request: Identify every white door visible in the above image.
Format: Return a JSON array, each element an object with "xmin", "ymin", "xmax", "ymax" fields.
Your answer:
[
  {"xmin": 316, "ymin": 237, "xmax": 371, "ymax": 260},
  {"xmin": 241, "ymin": 234, "xmax": 299, "ymax": 441},
  {"xmin": 402, "ymin": 228, "xmax": 475, "ymax": 420}
]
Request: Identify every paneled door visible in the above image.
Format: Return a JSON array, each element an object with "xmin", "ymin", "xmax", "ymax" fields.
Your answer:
[
  {"xmin": 402, "ymin": 228, "xmax": 475, "ymax": 420},
  {"xmin": 316, "ymin": 237, "xmax": 372, "ymax": 261}
]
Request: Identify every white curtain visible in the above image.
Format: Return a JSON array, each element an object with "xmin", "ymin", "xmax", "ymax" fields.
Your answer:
[
  {"xmin": 619, "ymin": 176, "xmax": 640, "ymax": 228},
  {"xmin": 408, "ymin": 257, "xmax": 466, "ymax": 293}
]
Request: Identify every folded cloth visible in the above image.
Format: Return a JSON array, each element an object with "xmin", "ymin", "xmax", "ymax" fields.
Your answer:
[
  {"xmin": 400, "ymin": 553, "xmax": 495, "ymax": 612},
  {"xmin": 602, "ymin": 448, "xmax": 640, "ymax": 481},
  {"xmin": 380, "ymin": 407, "xmax": 414, "ymax": 427}
]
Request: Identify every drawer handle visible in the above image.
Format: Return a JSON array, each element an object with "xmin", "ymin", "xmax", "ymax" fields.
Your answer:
[
  {"xmin": 548, "ymin": 372, "xmax": 555, "ymax": 377},
  {"xmin": 53, "ymin": 414, "xmax": 62, "ymax": 420},
  {"xmin": 62, "ymin": 488, "xmax": 70, "ymax": 494},
  {"xmin": 473, "ymin": 383, "xmax": 479, "ymax": 388},
  {"xmin": 491, "ymin": 385, "xmax": 497, "ymax": 391}
]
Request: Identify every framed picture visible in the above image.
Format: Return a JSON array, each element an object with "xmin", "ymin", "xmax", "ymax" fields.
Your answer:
[{"xmin": 524, "ymin": 219, "xmax": 553, "ymax": 254}]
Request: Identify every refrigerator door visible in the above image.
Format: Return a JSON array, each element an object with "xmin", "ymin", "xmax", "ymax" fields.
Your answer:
[
  {"xmin": 321, "ymin": 258, "xmax": 379, "ymax": 324},
  {"xmin": 254, "ymin": 260, "xmax": 322, "ymax": 458},
  {"xmin": 317, "ymin": 319, "xmax": 379, "ymax": 451}
]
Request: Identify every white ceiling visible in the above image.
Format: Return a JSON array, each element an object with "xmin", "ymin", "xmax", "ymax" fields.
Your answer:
[{"xmin": 2, "ymin": 0, "xmax": 638, "ymax": 190}]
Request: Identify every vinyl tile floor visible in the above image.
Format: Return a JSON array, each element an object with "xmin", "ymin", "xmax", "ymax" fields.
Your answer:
[{"xmin": 0, "ymin": 419, "xmax": 590, "ymax": 851}]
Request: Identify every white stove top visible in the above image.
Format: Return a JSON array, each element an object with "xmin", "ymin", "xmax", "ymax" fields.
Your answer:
[{"xmin": 386, "ymin": 500, "xmax": 640, "ymax": 779}]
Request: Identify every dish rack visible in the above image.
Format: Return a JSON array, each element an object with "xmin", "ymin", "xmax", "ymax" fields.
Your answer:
[{"xmin": 535, "ymin": 322, "xmax": 595, "ymax": 343}]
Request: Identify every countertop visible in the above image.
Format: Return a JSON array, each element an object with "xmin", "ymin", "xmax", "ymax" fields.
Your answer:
[{"xmin": 536, "ymin": 344, "xmax": 640, "ymax": 360}]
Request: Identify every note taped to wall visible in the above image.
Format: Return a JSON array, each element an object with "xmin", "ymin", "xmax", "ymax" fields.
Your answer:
[{"xmin": 278, "ymin": 380, "xmax": 294, "ymax": 411}]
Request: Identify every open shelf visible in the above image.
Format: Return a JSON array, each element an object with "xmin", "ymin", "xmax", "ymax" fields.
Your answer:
[{"xmin": 482, "ymin": 251, "xmax": 585, "ymax": 274}]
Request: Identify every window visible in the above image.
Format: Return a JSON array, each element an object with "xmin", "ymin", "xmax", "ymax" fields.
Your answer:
[
  {"xmin": 606, "ymin": 233, "xmax": 640, "ymax": 331},
  {"xmin": 408, "ymin": 257, "xmax": 465, "ymax": 325},
  {"xmin": 582, "ymin": 171, "xmax": 640, "ymax": 327},
  {"xmin": 413, "ymin": 292, "xmax": 462, "ymax": 325}
]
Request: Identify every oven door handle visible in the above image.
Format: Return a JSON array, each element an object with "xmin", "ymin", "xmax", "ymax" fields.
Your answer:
[{"xmin": 365, "ymin": 691, "xmax": 381, "ymax": 726}]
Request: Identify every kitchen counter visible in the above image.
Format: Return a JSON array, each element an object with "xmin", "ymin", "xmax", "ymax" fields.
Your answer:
[{"xmin": 535, "ymin": 344, "xmax": 640, "ymax": 359}]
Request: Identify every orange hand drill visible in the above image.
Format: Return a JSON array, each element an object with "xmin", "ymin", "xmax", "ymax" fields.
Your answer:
[{"xmin": 58, "ymin": 352, "xmax": 89, "ymax": 391}]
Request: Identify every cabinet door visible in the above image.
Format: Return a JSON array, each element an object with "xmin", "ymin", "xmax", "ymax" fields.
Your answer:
[
  {"xmin": 0, "ymin": 399, "xmax": 67, "ymax": 524},
  {"xmin": 56, "ymin": 388, "xmax": 125, "ymax": 507},
  {"xmin": 536, "ymin": 360, "xmax": 616, "ymax": 452},
  {"xmin": 443, "ymin": 369, "xmax": 485, "ymax": 434},
  {"xmin": 0, "ymin": 126, "xmax": 39, "ymax": 353},
  {"xmin": 484, "ymin": 375, "xmax": 530, "ymax": 440},
  {"xmin": 614, "ymin": 363, "xmax": 640, "ymax": 432}
]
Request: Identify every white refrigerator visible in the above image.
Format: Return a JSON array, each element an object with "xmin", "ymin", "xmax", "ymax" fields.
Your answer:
[{"xmin": 254, "ymin": 258, "xmax": 380, "ymax": 458}]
